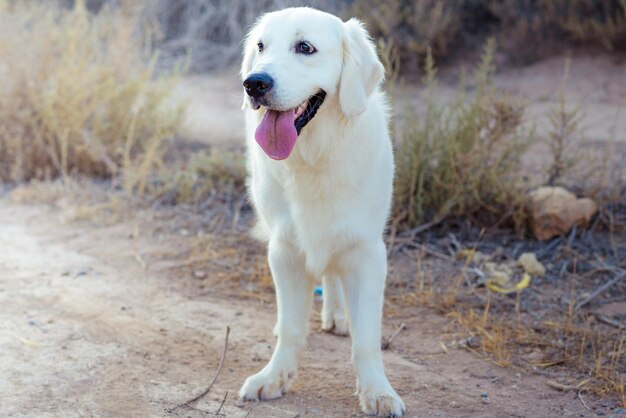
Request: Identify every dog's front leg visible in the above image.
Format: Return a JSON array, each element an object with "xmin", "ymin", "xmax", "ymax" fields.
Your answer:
[
  {"xmin": 239, "ymin": 237, "xmax": 314, "ymax": 401},
  {"xmin": 342, "ymin": 241, "xmax": 405, "ymax": 417}
]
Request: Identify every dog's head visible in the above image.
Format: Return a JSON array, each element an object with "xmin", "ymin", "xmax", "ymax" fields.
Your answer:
[{"xmin": 241, "ymin": 7, "xmax": 384, "ymax": 160}]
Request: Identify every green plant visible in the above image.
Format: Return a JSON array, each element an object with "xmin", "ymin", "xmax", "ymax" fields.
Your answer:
[
  {"xmin": 545, "ymin": 59, "xmax": 584, "ymax": 186},
  {"xmin": 394, "ymin": 40, "xmax": 534, "ymax": 232}
]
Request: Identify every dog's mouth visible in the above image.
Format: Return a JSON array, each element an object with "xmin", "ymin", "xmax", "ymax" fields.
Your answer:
[{"xmin": 255, "ymin": 90, "xmax": 326, "ymax": 160}]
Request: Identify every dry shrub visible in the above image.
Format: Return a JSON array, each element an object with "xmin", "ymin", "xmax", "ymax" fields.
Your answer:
[
  {"xmin": 146, "ymin": 148, "xmax": 247, "ymax": 208},
  {"xmin": 0, "ymin": 0, "xmax": 182, "ymax": 185},
  {"xmin": 393, "ymin": 40, "xmax": 534, "ymax": 232},
  {"xmin": 351, "ymin": 0, "xmax": 464, "ymax": 72},
  {"xmin": 352, "ymin": 0, "xmax": 626, "ymax": 72},
  {"xmin": 491, "ymin": 0, "xmax": 626, "ymax": 63},
  {"xmin": 546, "ymin": 91, "xmax": 584, "ymax": 187},
  {"xmin": 552, "ymin": 0, "xmax": 626, "ymax": 50},
  {"xmin": 543, "ymin": 58, "xmax": 625, "ymax": 219}
]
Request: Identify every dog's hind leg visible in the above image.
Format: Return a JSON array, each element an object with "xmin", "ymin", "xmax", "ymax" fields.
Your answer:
[
  {"xmin": 239, "ymin": 236, "xmax": 314, "ymax": 401},
  {"xmin": 341, "ymin": 241, "xmax": 405, "ymax": 417},
  {"xmin": 321, "ymin": 274, "xmax": 349, "ymax": 335}
]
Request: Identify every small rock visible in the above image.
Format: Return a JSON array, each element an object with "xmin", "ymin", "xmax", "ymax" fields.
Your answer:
[
  {"xmin": 527, "ymin": 186, "xmax": 597, "ymax": 240},
  {"xmin": 75, "ymin": 266, "xmax": 92, "ymax": 277},
  {"xmin": 518, "ymin": 252, "xmax": 546, "ymax": 276},
  {"xmin": 527, "ymin": 348, "xmax": 545, "ymax": 361},
  {"xmin": 600, "ymin": 399, "xmax": 618, "ymax": 408},
  {"xmin": 193, "ymin": 270, "xmax": 207, "ymax": 279}
]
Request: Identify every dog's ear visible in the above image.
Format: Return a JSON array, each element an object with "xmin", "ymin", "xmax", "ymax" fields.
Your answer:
[
  {"xmin": 339, "ymin": 18, "xmax": 384, "ymax": 118},
  {"xmin": 240, "ymin": 22, "xmax": 260, "ymax": 110}
]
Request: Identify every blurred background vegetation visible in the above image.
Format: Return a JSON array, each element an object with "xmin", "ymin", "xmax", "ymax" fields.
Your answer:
[{"xmin": 52, "ymin": 0, "xmax": 626, "ymax": 73}]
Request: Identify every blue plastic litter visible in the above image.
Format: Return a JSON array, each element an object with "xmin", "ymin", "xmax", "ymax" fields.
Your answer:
[{"xmin": 314, "ymin": 286, "xmax": 323, "ymax": 296}]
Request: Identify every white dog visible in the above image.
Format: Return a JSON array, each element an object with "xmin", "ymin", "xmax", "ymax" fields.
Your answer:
[{"xmin": 238, "ymin": 7, "xmax": 405, "ymax": 417}]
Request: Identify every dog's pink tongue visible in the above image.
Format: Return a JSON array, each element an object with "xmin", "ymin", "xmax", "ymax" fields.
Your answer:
[{"xmin": 255, "ymin": 109, "xmax": 297, "ymax": 160}]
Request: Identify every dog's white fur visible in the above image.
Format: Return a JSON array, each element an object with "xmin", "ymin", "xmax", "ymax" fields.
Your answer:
[{"xmin": 238, "ymin": 7, "xmax": 405, "ymax": 417}]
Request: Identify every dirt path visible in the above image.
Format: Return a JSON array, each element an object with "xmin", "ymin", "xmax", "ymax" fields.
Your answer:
[{"xmin": 0, "ymin": 200, "xmax": 611, "ymax": 417}]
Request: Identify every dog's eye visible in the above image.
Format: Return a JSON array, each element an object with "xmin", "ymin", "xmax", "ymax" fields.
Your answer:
[
  {"xmin": 295, "ymin": 41, "xmax": 316, "ymax": 55},
  {"xmin": 257, "ymin": 42, "xmax": 264, "ymax": 53}
]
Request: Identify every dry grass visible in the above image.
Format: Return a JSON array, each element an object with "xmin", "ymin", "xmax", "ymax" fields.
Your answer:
[
  {"xmin": 145, "ymin": 147, "xmax": 247, "ymax": 208},
  {"xmin": 389, "ymin": 246, "xmax": 626, "ymax": 406},
  {"xmin": 393, "ymin": 40, "xmax": 534, "ymax": 232},
  {"xmin": 0, "ymin": 0, "xmax": 183, "ymax": 188}
]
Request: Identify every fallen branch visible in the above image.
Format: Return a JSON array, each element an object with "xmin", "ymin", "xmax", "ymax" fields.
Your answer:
[
  {"xmin": 176, "ymin": 326, "xmax": 231, "ymax": 409},
  {"xmin": 578, "ymin": 391, "xmax": 590, "ymax": 411},
  {"xmin": 382, "ymin": 322, "xmax": 406, "ymax": 350},
  {"xmin": 575, "ymin": 270, "xmax": 626, "ymax": 311},
  {"xmin": 243, "ymin": 403, "xmax": 257, "ymax": 418},
  {"xmin": 215, "ymin": 390, "xmax": 228, "ymax": 416},
  {"xmin": 593, "ymin": 313, "xmax": 625, "ymax": 329},
  {"xmin": 546, "ymin": 379, "xmax": 589, "ymax": 392}
]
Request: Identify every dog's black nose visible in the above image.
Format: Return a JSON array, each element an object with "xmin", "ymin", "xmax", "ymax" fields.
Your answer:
[{"xmin": 243, "ymin": 73, "xmax": 274, "ymax": 99}]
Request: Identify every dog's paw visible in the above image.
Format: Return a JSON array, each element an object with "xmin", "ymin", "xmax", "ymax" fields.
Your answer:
[
  {"xmin": 238, "ymin": 367, "xmax": 296, "ymax": 401},
  {"xmin": 321, "ymin": 308, "xmax": 349, "ymax": 336},
  {"xmin": 359, "ymin": 386, "xmax": 405, "ymax": 417}
]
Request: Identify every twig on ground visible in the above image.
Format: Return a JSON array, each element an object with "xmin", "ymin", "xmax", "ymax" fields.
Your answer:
[
  {"xmin": 546, "ymin": 379, "xmax": 589, "ymax": 392},
  {"xmin": 536, "ymin": 237, "xmax": 562, "ymax": 257},
  {"xmin": 382, "ymin": 322, "xmax": 406, "ymax": 350},
  {"xmin": 134, "ymin": 253, "xmax": 146, "ymax": 269},
  {"xmin": 243, "ymin": 403, "xmax": 257, "ymax": 418},
  {"xmin": 215, "ymin": 390, "xmax": 228, "ymax": 416},
  {"xmin": 566, "ymin": 224, "xmax": 577, "ymax": 248},
  {"xmin": 408, "ymin": 219, "xmax": 441, "ymax": 238},
  {"xmin": 577, "ymin": 391, "xmax": 590, "ymax": 411},
  {"xmin": 402, "ymin": 243, "xmax": 453, "ymax": 261},
  {"xmin": 575, "ymin": 270, "xmax": 626, "ymax": 311},
  {"xmin": 176, "ymin": 326, "xmax": 231, "ymax": 409},
  {"xmin": 593, "ymin": 313, "xmax": 625, "ymax": 329},
  {"xmin": 448, "ymin": 233, "xmax": 463, "ymax": 252}
]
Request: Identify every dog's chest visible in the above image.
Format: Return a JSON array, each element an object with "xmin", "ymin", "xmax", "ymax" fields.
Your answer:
[{"xmin": 279, "ymin": 161, "xmax": 356, "ymax": 257}]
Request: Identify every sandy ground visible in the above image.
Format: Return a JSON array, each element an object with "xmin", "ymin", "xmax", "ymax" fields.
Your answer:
[{"xmin": 0, "ymin": 200, "xmax": 617, "ymax": 418}]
